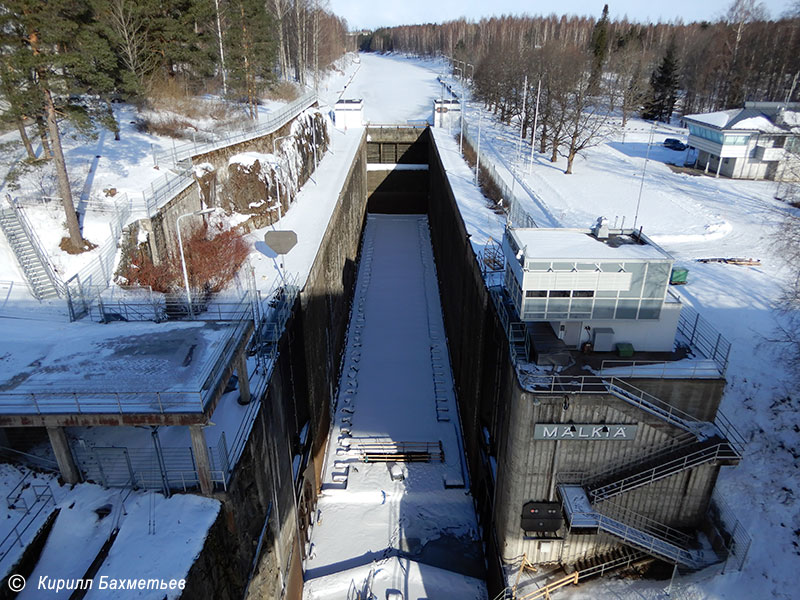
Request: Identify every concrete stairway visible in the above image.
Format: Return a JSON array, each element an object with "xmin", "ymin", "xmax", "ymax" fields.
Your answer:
[
  {"xmin": 0, "ymin": 205, "xmax": 63, "ymax": 300},
  {"xmin": 586, "ymin": 436, "xmax": 740, "ymax": 502},
  {"xmin": 559, "ymin": 485, "xmax": 719, "ymax": 570}
]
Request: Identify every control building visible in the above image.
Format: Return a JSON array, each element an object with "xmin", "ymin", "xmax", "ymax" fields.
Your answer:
[{"xmin": 487, "ymin": 218, "xmax": 744, "ymax": 576}]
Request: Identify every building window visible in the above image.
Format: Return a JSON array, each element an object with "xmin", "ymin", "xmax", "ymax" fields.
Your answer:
[
  {"xmin": 548, "ymin": 290, "xmax": 570, "ymax": 297},
  {"xmin": 572, "ymin": 290, "xmax": 595, "ymax": 298},
  {"xmin": 526, "ymin": 290, "xmax": 546, "ymax": 298}
]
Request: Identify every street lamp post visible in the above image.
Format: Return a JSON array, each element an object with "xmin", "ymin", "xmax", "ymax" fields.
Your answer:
[
  {"xmin": 273, "ymin": 163, "xmax": 285, "ymax": 223},
  {"xmin": 176, "ymin": 208, "xmax": 215, "ymax": 318},
  {"xmin": 272, "ymin": 134, "xmax": 293, "ymax": 221},
  {"xmin": 475, "ymin": 109, "xmax": 483, "ymax": 187}
]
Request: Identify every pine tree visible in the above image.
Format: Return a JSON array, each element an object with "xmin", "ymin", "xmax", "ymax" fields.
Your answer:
[
  {"xmin": 226, "ymin": 0, "xmax": 276, "ymax": 118},
  {"xmin": 641, "ymin": 40, "xmax": 680, "ymax": 123},
  {"xmin": 588, "ymin": 4, "xmax": 610, "ymax": 94},
  {"xmin": 0, "ymin": 0, "xmax": 118, "ymax": 251}
]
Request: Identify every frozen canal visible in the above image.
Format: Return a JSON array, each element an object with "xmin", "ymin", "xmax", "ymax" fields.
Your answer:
[{"xmin": 302, "ymin": 215, "xmax": 486, "ymax": 599}]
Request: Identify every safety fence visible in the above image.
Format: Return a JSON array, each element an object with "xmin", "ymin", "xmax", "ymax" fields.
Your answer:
[
  {"xmin": 0, "ymin": 473, "xmax": 55, "ymax": 565},
  {"xmin": 151, "ymin": 91, "xmax": 318, "ymax": 168}
]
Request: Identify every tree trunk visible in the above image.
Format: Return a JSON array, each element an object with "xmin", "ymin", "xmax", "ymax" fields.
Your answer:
[
  {"xmin": 17, "ymin": 119, "xmax": 36, "ymax": 160},
  {"xmin": 539, "ymin": 125, "xmax": 548, "ymax": 154},
  {"xmin": 44, "ymin": 86, "xmax": 84, "ymax": 250},
  {"xmin": 36, "ymin": 115, "xmax": 52, "ymax": 158},
  {"xmin": 565, "ymin": 150, "xmax": 576, "ymax": 174}
]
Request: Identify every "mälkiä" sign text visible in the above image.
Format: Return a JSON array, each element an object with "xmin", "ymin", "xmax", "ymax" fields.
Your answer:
[{"xmin": 533, "ymin": 424, "xmax": 638, "ymax": 440}]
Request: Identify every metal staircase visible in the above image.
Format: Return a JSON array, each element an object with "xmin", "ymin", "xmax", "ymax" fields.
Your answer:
[
  {"xmin": 0, "ymin": 204, "xmax": 64, "ymax": 300},
  {"xmin": 559, "ymin": 485, "xmax": 719, "ymax": 570},
  {"xmin": 586, "ymin": 437, "xmax": 740, "ymax": 502}
]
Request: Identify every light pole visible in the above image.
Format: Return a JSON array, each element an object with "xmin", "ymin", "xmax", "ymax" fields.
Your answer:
[
  {"xmin": 176, "ymin": 207, "xmax": 214, "ymax": 318},
  {"xmin": 475, "ymin": 109, "xmax": 483, "ymax": 187},
  {"xmin": 273, "ymin": 162, "xmax": 285, "ymax": 223},
  {"xmin": 452, "ymin": 67, "xmax": 462, "ymax": 136},
  {"xmin": 273, "ymin": 134, "xmax": 293, "ymax": 219}
]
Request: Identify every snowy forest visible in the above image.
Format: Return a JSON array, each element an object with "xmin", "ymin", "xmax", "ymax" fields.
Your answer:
[
  {"xmin": 0, "ymin": 0, "xmax": 348, "ymax": 251},
  {"xmin": 363, "ymin": 1, "xmax": 800, "ymax": 121}
]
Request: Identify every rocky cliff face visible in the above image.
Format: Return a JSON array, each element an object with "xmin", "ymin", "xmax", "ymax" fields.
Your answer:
[{"xmin": 220, "ymin": 109, "xmax": 329, "ymax": 229}]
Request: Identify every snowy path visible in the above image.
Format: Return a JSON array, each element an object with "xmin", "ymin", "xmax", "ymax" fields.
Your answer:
[{"xmin": 303, "ymin": 215, "xmax": 485, "ymax": 599}]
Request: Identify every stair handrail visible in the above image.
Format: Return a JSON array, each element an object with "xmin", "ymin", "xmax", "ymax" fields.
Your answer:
[
  {"xmin": 583, "ymin": 430, "xmax": 699, "ymax": 486},
  {"xmin": 534, "ymin": 374, "xmax": 744, "ymax": 456},
  {"xmin": 589, "ymin": 441, "xmax": 740, "ymax": 502},
  {"xmin": 596, "ymin": 501, "xmax": 694, "ymax": 549},
  {"xmin": 1, "ymin": 201, "xmax": 66, "ymax": 297},
  {"xmin": 556, "ymin": 430, "xmax": 698, "ymax": 488},
  {"xmin": 575, "ymin": 549, "xmax": 649, "ymax": 581},
  {"xmin": 515, "ymin": 572, "xmax": 579, "ymax": 600},
  {"xmin": 0, "ymin": 481, "xmax": 55, "ymax": 563}
]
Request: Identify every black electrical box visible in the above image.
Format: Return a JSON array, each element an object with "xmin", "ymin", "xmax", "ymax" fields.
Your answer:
[{"xmin": 521, "ymin": 501, "xmax": 563, "ymax": 532}]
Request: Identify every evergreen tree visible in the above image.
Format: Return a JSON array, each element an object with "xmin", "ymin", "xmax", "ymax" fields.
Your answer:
[
  {"xmin": 588, "ymin": 4, "xmax": 610, "ymax": 94},
  {"xmin": 0, "ymin": 0, "xmax": 118, "ymax": 251},
  {"xmin": 641, "ymin": 40, "xmax": 680, "ymax": 123},
  {"xmin": 226, "ymin": 0, "xmax": 276, "ymax": 118}
]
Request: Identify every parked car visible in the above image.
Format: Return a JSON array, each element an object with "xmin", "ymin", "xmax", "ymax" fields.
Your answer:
[{"xmin": 663, "ymin": 138, "xmax": 687, "ymax": 151}]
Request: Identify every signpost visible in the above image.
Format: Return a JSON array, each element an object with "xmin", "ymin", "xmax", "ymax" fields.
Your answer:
[{"xmin": 264, "ymin": 230, "xmax": 298, "ymax": 284}]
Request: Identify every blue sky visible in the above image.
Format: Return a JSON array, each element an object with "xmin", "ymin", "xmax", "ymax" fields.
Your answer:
[{"xmin": 330, "ymin": 0, "xmax": 794, "ymax": 31}]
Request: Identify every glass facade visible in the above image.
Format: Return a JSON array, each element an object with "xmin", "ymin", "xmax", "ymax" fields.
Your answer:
[
  {"xmin": 509, "ymin": 259, "xmax": 671, "ymax": 322},
  {"xmin": 688, "ymin": 123, "xmax": 751, "ymax": 146}
]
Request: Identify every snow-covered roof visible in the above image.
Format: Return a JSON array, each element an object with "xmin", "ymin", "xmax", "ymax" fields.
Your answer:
[
  {"xmin": 685, "ymin": 109, "xmax": 740, "ymax": 128},
  {"xmin": 685, "ymin": 106, "xmax": 798, "ymax": 134},
  {"xmin": 731, "ymin": 116, "xmax": 784, "ymax": 133},
  {"xmin": 510, "ymin": 229, "xmax": 670, "ymax": 261},
  {"xmin": 0, "ymin": 319, "xmax": 246, "ymax": 415}
]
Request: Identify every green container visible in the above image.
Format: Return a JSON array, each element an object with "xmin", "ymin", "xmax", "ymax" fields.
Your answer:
[
  {"xmin": 670, "ymin": 267, "xmax": 689, "ymax": 285},
  {"xmin": 616, "ymin": 343, "xmax": 635, "ymax": 358}
]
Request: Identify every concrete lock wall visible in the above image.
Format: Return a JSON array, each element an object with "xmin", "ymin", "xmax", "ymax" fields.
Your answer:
[
  {"xmin": 183, "ymin": 131, "xmax": 367, "ymax": 600},
  {"xmin": 298, "ymin": 130, "xmax": 368, "ymax": 487}
]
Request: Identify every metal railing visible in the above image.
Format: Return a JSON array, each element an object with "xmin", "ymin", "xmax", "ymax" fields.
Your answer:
[
  {"xmin": 0, "ymin": 203, "xmax": 65, "ymax": 299},
  {"xmin": 138, "ymin": 170, "xmax": 196, "ymax": 218},
  {"xmin": 0, "ymin": 478, "xmax": 55, "ymax": 564},
  {"xmin": 575, "ymin": 549, "xmax": 649, "ymax": 581},
  {"xmin": 707, "ymin": 487, "xmax": 752, "ymax": 573},
  {"xmin": 673, "ymin": 295, "xmax": 732, "ymax": 375},
  {"xmin": 487, "ymin": 285, "xmax": 746, "ymax": 453},
  {"xmin": 561, "ymin": 486, "xmax": 708, "ymax": 569},
  {"xmin": 588, "ymin": 442, "xmax": 739, "ymax": 502},
  {"xmin": 556, "ymin": 430, "xmax": 699, "ymax": 486},
  {"xmin": 462, "ymin": 116, "xmax": 559, "ymax": 229},
  {"xmin": 0, "ymin": 292, "xmax": 256, "ymax": 416},
  {"xmin": 0, "ymin": 446, "xmax": 59, "ymax": 473},
  {"xmin": 599, "ymin": 359, "xmax": 722, "ymax": 379},
  {"xmin": 151, "ymin": 91, "xmax": 318, "ymax": 167},
  {"xmin": 72, "ymin": 441, "xmax": 232, "ymax": 492}
]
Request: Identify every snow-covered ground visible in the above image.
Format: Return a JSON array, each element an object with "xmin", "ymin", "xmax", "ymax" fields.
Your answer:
[{"xmin": 0, "ymin": 463, "xmax": 219, "ymax": 597}]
